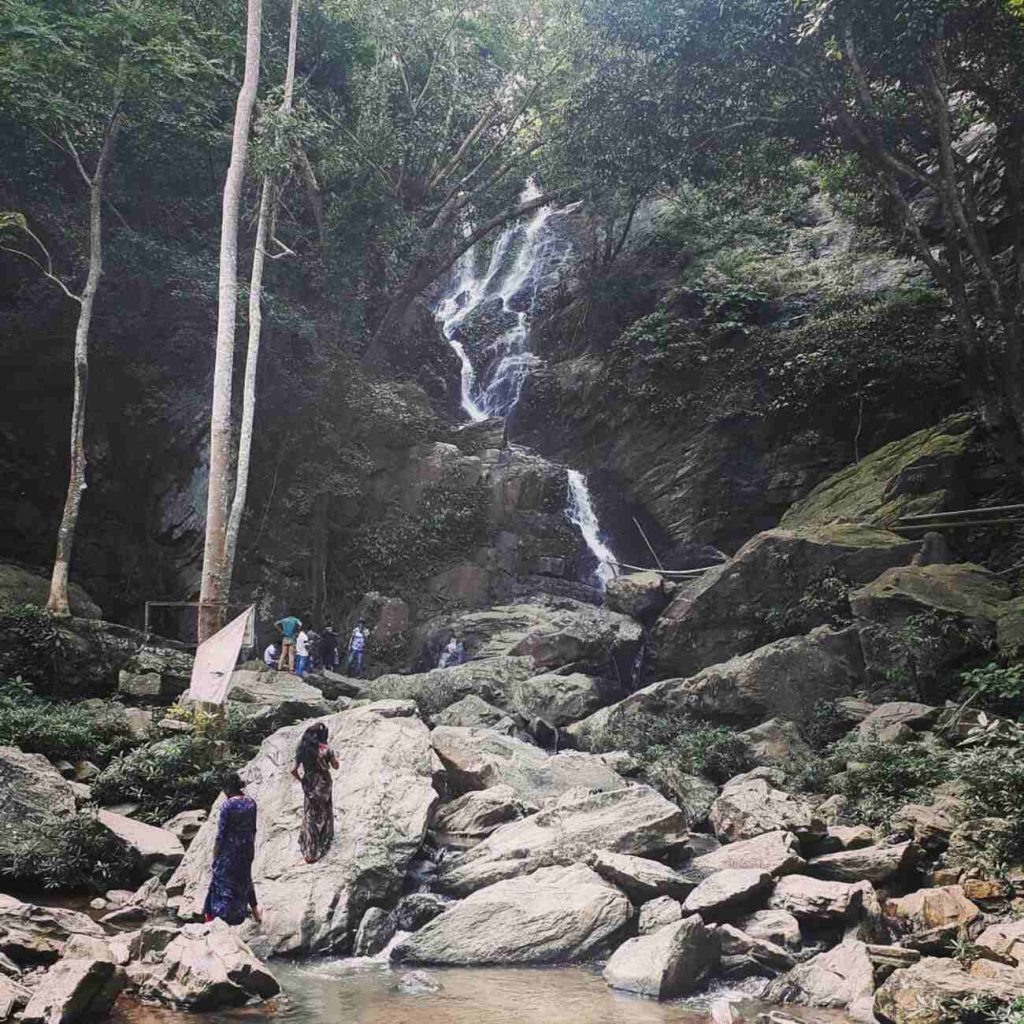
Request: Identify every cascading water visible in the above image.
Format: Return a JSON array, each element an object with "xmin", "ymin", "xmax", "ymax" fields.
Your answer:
[{"xmin": 434, "ymin": 180, "xmax": 620, "ymax": 588}]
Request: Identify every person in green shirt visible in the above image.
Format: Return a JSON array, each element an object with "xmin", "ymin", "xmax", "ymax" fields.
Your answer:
[{"xmin": 274, "ymin": 615, "xmax": 302, "ymax": 673}]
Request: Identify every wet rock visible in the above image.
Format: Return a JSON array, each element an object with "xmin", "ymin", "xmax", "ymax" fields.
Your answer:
[
  {"xmin": 768, "ymin": 875, "xmax": 864, "ymax": 923},
  {"xmin": 97, "ymin": 810, "xmax": 184, "ymax": 875},
  {"xmin": 395, "ymin": 971, "xmax": 443, "ymax": 995},
  {"xmin": 132, "ymin": 920, "xmax": 279, "ymax": 1011},
  {"xmin": 693, "ymin": 831, "xmax": 805, "ymax": 878},
  {"xmin": 21, "ymin": 958, "xmax": 125, "ymax": 1024},
  {"xmin": 740, "ymin": 719, "xmax": 812, "ymax": 765},
  {"xmin": 438, "ymin": 785, "xmax": 688, "ymax": 896},
  {"xmin": 432, "ymin": 785, "xmax": 531, "ymax": 841},
  {"xmin": 682, "ymin": 869, "xmax": 772, "ymax": 922},
  {"xmin": 505, "ymin": 672, "xmax": 609, "ymax": 727},
  {"xmin": 807, "ymin": 841, "xmax": 917, "ymax": 884},
  {"xmin": 353, "ymin": 908, "xmax": 396, "ymax": 958},
  {"xmin": 430, "ymin": 726, "xmax": 624, "ymax": 804},
  {"xmin": 710, "ymin": 774, "xmax": 824, "ymax": 843},
  {"xmin": 602, "ymin": 916, "xmax": 720, "ymax": 999},
  {"xmin": 604, "ymin": 571, "xmax": 672, "ymax": 624},
  {"xmin": 160, "ymin": 809, "xmax": 208, "ymax": 849},
  {"xmin": 874, "ymin": 956, "xmax": 1024, "ymax": 1024},
  {"xmin": 884, "ymin": 885, "xmax": 980, "ymax": 951},
  {"xmin": 0, "ymin": 747, "xmax": 77, "ymax": 846},
  {"xmin": 766, "ymin": 939, "xmax": 875, "ymax": 1022},
  {"xmin": 167, "ymin": 702, "xmax": 438, "ymax": 957},
  {"xmin": 650, "ymin": 526, "xmax": 917, "ymax": 679},
  {"xmin": 586, "ymin": 850, "xmax": 697, "ymax": 903},
  {"xmin": 394, "ymin": 894, "xmax": 454, "ymax": 934},
  {"xmin": 0, "ymin": 896, "xmax": 105, "ymax": 967},
  {"xmin": 856, "ymin": 701, "xmax": 939, "ymax": 739},
  {"xmin": 432, "ymin": 695, "xmax": 515, "ymax": 732},
  {"xmin": 718, "ymin": 924, "xmax": 795, "ymax": 978},
  {"xmin": 736, "ymin": 909, "xmax": 802, "ymax": 950},
  {"xmin": 392, "ymin": 864, "xmax": 631, "ymax": 965},
  {"xmin": 638, "ymin": 897, "xmax": 684, "ymax": 935}
]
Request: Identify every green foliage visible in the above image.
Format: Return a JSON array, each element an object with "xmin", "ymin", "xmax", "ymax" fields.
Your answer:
[
  {"xmin": 944, "ymin": 996, "xmax": 1024, "ymax": 1024},
  {"xmin": 0, "ymin": 812, "xmax": 142, "ymax": 892},
  {"xmin": 92, "ymin": 736, "xmax": 250, "ymax": 824},
  {"xmin": 960, "ymin": 663, "xmax": 1024, "ymax": 710},
  {"xmin": 804, "ymin": 699, "xmax": 851, "ymax": 751},
  {"xmin": 0, "ymin": 605, "xmax": 68, "ymax": 688},
  {"xmin": 950, "ymin": 747, "xmax": 1024, "ymax": 858},
  {"xmin": 0, "ymin": 682, "xmax": 137, "ymax": 764}
]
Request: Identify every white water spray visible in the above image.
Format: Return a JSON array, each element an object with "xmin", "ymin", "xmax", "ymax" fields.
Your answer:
[{"xmin": 566, "ymin": 469, "xmax": 618, "ymax": 588}]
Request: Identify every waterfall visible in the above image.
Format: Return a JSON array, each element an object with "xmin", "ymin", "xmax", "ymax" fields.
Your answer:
[
  {"xmin": 434, "ymin": 179, "xmax": 576, "ymax": 420},
  {"xmin": 566, "ymin": 469, "xmax": 618, "ymax": 589}
]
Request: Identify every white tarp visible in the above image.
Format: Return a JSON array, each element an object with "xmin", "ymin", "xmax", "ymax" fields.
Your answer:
[{"xmin": 186, "ymin": 605, "xmax": 255, "ymax": 705}]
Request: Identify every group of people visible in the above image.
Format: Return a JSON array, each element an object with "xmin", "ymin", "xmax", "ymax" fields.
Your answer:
[
  {"xmin": 203, "ymin": 721, "xmax": 339, "ymax": 927},
  {"xmin": 263, "ymin": 614, "xmax": 371, "ymax": 678}
]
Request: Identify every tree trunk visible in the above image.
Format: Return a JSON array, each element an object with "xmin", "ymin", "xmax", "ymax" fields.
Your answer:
[
  {"xmin": 46, "ymin": 100, "xmax": 123, "ymax": 615},
  {"xmin": 198, "ymin": 0, "xmax": 262, "ymax": 643}
]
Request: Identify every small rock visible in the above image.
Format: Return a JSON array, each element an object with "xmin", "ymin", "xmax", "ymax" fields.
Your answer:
[
  {"xmin": 682, "ymin": 869, "xmax": 772, "ymax": 922},
  {"xmin": 767, "ymin": 939, "xmax": 875, "ymax": 1021},
  {"xmin": 892, "ymin": 797, "xmax": 964, "ymax": 851},
  {"xmin": 976, "ymin": 920, "xmax": 1024, "ymax": 961},
  {"xmin": 353, "ymin": 908, "xmax": 396, "ymax": 958},
  {"xmin": 89, "ymin": 899, "xmax": 108, "ymax": 913},
  {"xmin": 816, "ymin": 794, "xmax": 849, "ymax": 825},
  {"xmin": 395, "ymin": 971, "xmax": 443, "ymax": 995},
  {"xmin": 710, "ymin": 775, "xmax": 824, "ymax": 843},
  {"xmin": 432, "ymin": 785, "xmax": 530, "ymax": 841},
  {"xmin": 73, "ymin": 761, "xmax": 100, "ymax": 783},
  {"xmin": 20, "ymin": 958, "xmax": 125, "ymax": 1024},
  {"xmin": 100, "ymin": 905, "xmax": 147, "ymax": 927},
  {"xmin": 98, "ymin": 810, "xmax": 184, "ymax": 875},
  {"xmin": 62, "ymin": 934, "xmax": 114, "ymax": 962},
  {"xmin": 104, "ymin": 890, "xmax": 135, "ymax": 909},
  {"xmin": 866, "ymin": 944, "xmax": 921, "ymax": 983},
  {"xmin": 807, "ymin": 825, "xmax": 876, "ymax": 856},
  {"xmin": 947, "ymin": 817, "xmax": 1014, "ymax": 868},
  {"xmin": 884, "ymin": 885, "xmax": 980, "ymax": 952},
  {"xmin": 638, "ymin": 897, "xmax": 684, "ymax": 935},
  {"xmin": 735, "ymin": 909, "xmax": 802, "ymax": 950}
]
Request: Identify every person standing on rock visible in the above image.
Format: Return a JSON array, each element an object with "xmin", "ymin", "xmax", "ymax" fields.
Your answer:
[
  {"xmin": 274, "ymin": 613, "xmax": 301, "ymax": 673},
  {"xmin": 346, "ymin": 618, "xmax": 370, "ymax": 677},
  {"xmin": 294, "ymin": 626, "xmax": 311, "ymax": 677},
  {"xmin": 203, "ymin": 773, "xmax": 263, "ymax": 926},
  {"xmin": 319, "ymin": 617, "xmax": 340, "ymax": 671},
  {"xmin": 291, "ymin": 722, "xmax": 339, "ymax": 863}
]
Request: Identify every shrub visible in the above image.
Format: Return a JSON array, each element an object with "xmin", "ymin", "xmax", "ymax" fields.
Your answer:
[
  {"xmin": 804, "ymin": 699, "xmax": 851, "ymax": 751},
  {"xmin": 959, "ymin": 662, "xmax": 1024, "ymax": 716},
  {"xmin": 0, "ymin": 605, "xmax": 68, "ymax": 687},
  {"xmin": 0, "ymin": 682, "xmax": 136, "ymax": 764},
  {"xmin": 944, "ymin": 996, "xmax": 1024, "ymax": 1024},
  {"xmin": 0, "ymin": 812, "xmax": 142, "ymax": 892},
  {"xmin": 92, "ymin": 736, "xmax": 250, "ymax": 824},
  {"xmin": 950, "ymin": 747, "xmax": 1024, "ymax": 860}
]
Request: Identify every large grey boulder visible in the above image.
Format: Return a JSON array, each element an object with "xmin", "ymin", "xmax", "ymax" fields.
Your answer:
[
  {"xmin": 0, "ymin": 748, "xmax": 77, "ymax": 849},
  {"xmin": 438, "ymin": 785, "xmax": 688, "ymax": 896},
  {"xmin": 650, "ymin": 525, "xmax": 919, "ymax": 679},
  {"xmin": 432, "ymin": 785, "xmax": 531, "ymax": 841},
  {"xmin": 692, "ymin": 830, "xmax": 805, "ymax": 878},
  {"xmin": 736, "ymin": 908, "xmax": 802, "ymax": 949},
  {"xmin": 167, "ymin": 702, "xmax": 438, "ymax": 956},
  {"xmin": 710, "ymin": 772, "xmax": 824, "ymax": 843},
  {"xmin": 366, "ymin": 657, "xmax": 536, "ymax": 712},
  {"xmin": 767, "ymin": 939, "xmax": 876, "ymax": 1022},
  {"xmin": 394, "ymin": 894, "xmax": 453, "ymax": 933},
  {"xmin": 741, "ymin": 719, "xmax": 812, "ymax": 764},
  {"xmin": 638, "ymin": 897, "xmax": 684, "ymax": 935},
  {"xmin": 0, "ymin": 562, "xmax": 101, "ymax": 619},
  {"xmin": 505, "ymin": 672, "xmax": 609, "ymax": 727},
  {"xmin": 602, "ymin": 916, "xmax": 720, "ymax": 999},
  {"xmin": 353, "ymin": 908, "xmax": 396, "ymax": 958},
  {"xmin": 604, "ymin": 571, "xmax": 673, "ymax": 624},
  {"xmin": 393, "ymin": 865, "xmax": 631, "ymax": 965},
  {"xmin": 117, "ymin": 644, "xmax": 194, "ymax": 702},
  {"xmin": 0, "ymin": 896, "xmax": 105, "ymax": 968},
  {"xmin": 218, "ymin": 669, "xmax": 329, "ymax": 712},
  {"xmin": 586, "ymin": 850, "xmax": 697, "ymax": 903},
  {"xmin": 718, "ymin": 924, "xmax": 794, "ymax": 978},
  {"xmin": 807, "ymin": 841, "xmax": 917, "ymax": 884},
  {"xmin": 160, "ymin": 810, "xmax": 207, "ymax": 849},
  {"xmin": 569, "ymin": 626, "xmax": 864, "ymax": 751},
  {"xmin": 432, "ymin": 695, "xmax": 514, "ymax": 732},
  {"xmin": 97, "ymin": 810, "xmax": 184, "ymax": 873},
  {"xmin": 430, "ymin": 726, "xmax": 624, "ymax": 804},
  {"xmin": 857, "ymin": 701, "xmax": 939, "ymax": 739},
  {"xmin": 131, "ymin": 920, "xmax": 279, "ymax": 1011},
  {"xmin": 769, "ymin": 875, "xmax": 865, "ymax": 923},
  {"xmin": 682, "ymin": 869, "xmax": 772, "ymax": 922},
  {"xmin": 20, "ymin": 958, "xmax": 125, "ymax": 1024}
]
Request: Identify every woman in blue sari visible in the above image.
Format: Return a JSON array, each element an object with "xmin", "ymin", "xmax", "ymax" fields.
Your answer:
[{"xmin": 203, "ymin": 773, "xmax": 262, "ymax": 926}]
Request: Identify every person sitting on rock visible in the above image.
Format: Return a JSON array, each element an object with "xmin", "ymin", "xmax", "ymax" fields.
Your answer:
[
  {"xmin": 263, "ymin": 642, "xmax": 279, "ymax": 669},
  {"xmin": 346, "ymin": 618, "xmax": 370, "ymax": 677},
  {"xmin": 291, "ymin": 722, "xmax": 339, "ymax": 864},
  {"xmin": 203, "ymin": 772, "xmax": 262, "ymax": 926},
  {"xmin": 274, "ymin": 613, "xmax": 301, "ymax": 673},
  {"xmin": 438, "ymin": 635, "xmax": 460, "ymax": 669}
]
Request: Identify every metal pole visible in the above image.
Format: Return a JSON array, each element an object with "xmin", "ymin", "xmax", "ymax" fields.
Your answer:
[{"xmin": 632, "ymin": 517, "xmax": 665, "ymax": 571}]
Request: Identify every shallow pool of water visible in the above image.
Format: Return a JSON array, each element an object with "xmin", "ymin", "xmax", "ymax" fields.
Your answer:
[{"xmin": 112, "ymin": 958, "xmax": 855, "ymax": 1024}]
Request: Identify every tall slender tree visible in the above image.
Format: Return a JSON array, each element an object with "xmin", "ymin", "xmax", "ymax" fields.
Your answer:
[{"xmin": 198, "ymin": 0, "xmax": 263, "ymax": 643}]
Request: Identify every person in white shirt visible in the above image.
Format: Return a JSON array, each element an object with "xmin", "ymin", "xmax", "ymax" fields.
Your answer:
[
  {"xmin": 263, "ymin": 643, "xmax": 279, "ymax": 669},
  {"xmin": 294, "ymin": 630, "xmax": 311, "ymax": 677}
]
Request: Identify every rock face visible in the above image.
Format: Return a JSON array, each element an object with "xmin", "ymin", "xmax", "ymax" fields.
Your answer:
[
  {"xmin": 650, "ymin": 526, "xmax": 919, "ymax": 679},
  {"xmin": 692, "ymin": 830, "xmax": 805, "ymax": 877},
  {"xmin": 438, "ymin": 785, "xmax": 688, "ymax": 896},
  {"xmin": 0, "ymin": 747, "xmax": 77, "ymax": 848},
  {"xmin": 132, "ymin": 920, "xmax": 279, "ymax": 1011},
  {"xmin": 586, "ymin": 850, "xmax": 696, "ymax": 902},
  {"xmin": 710, "ymin": 772, "xmax": 824, "ymax": 842},
  {"xmin": 20, "ymin": 958, "xmax": 125, "ymax": 1024},
  {"xmin": 569, "ymin": 626, "xmax": 864, "ymax": 749},
  {"xmin": 168, "ymin": 703, "xmax": 438, "ymax": 956},
  {"xmin": 874, "ymin": 956, "xmax": 1024, "ymax": 1024},
  {"xmin": 767, "ymin": 939, "xmax": 876, "ymax": 1021},
  {"xmin": 602, "ymin": 916, "xmax": 720, "ymax": 1000},
  {"xmin": 504, "ymin": 672, "xmax": 609, "ymax": 727},
  {"xmin": 430, "ymin": 726, "xmax": 624, "ymax": 804},
  {"xmin": 393, "ymin": 864, "xmax": 631, "ymax": 965},
  {"xmin": 0, "ymin": 896, "xmax": 106, "ymax": 968}
]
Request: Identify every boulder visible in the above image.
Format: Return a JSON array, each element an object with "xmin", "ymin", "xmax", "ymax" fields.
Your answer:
[
  {"xmin": 650, "ymin": 526, "xmax": 919, "ymax": 679},
  {"xmin": 586, "ymin": 850, "xmax": 697, "ymax": 902},
  {"xmin": 62, "ymin": 934, "xmax": 115, "ymax": 962},
  {"xmin": 885, "ymin": 885, "xmax": 980, "ymax": 951},
  {"xmin": 851, "ymin": 565, "xmax": 1010, "ymax": 694},
  {"xmin": 891, "ymin": 797, "xmax": 964, "ymax": 851},
  {"xmin": 0, "ymin": 896, "xmax": 105, "ymax": 967},
  {"xmin": 769, "ymin": 876, "xmax": 865, "ymax": 923},
  {"xmin": 874, "ymin": 956, "xmax": 1024, "ymax": 1024},
  {"xmin": 394, "ymin": 894, "xmax": 454, "ymax": 934},
  {"xmin": 20, "ymin": 958, "xmax": 125, "ymax": 1024},
  {"xmin": 131, "ymin": 920, "xmax": 279, "ymax": 1011},
  {"xmin": 856, "ymin": 702, "xmax": 940, "ymax": 739},
  {"xmin": 430, "ymin": 726, "xmax": 624, "ymax": 804},
  {"xmin": 438, "ymin": 785, "xmax": 688, "ymax": 896},
  {"xmin": 693, "ymin": 831, "xmax": 805, "ymax": 878},
  {"xmin": 365, "ymin": 657, "xmax": 536, "ymax": 712},
  {"xmin": 129, "ymin": 877, "xmax": 168, "ymax": 916},
  {"xmin": 505, "ymin": 672, "xmax": 609, "ymax": 727},
  {"xmin": 0, "ymin": 976, "xmax": 29, "ymax": 1022},
  {"xmin": 604, "ymin": 571, "xmax": 672, "ymax": 624},
  {"xmin": 947, "ymin": 817, "xmax": 1015, "ymax": 868},
  {"xmin": 638, "ymin": 897, "xmax": 684, "ymax": 935},
  {"xmin": 977, "ymin": 920, "xmax": 1024, "ymax": 961},
  {"xmin": 718, "ymin": 924, "xmax": 795, "ymax": 978},
  {"xmin": 736, "ymin": 908, "xmax": 802, "ymax": 949},
  {"xmin": 766, "ymin": 939, "xmax": 876, "ymax": 1022},
  {"xmin": 353, "ymin": 908, "xmax": 396, "ymax": 958},
  {"xmin": 216, "ymin": 669, "xmax": 328, "ymax": 710},
  {"xmin": 160, "ymin": 809, "xmax": 207, "ymax": 849},
  {"xmin": 710, "ymin": 774, "xmax": 824, "ymax": 843},
  {"xmin": 0, "ymin": 562, "xmax": 101, "ymax": 619},
  {"xmin": 0, "ymin": 747, "xmax": 77, "ymax": 848},
  {"xmin": 740, "ymin": 719, "xmax": 812, "ymax": 765},
  {"xmin": 167, "ymin": 702, "xmax": 438, "ymax": 956},
  {"xmin": 432, "ymin": 785, "xmax": 531, "ymax": 841},
  {"xmin": 807, "ymin": 841, "xmax": 917, "ymax": 884},
  {"xmin": 117, "ymin": 644, "xmax": 194, "ymax": 702},
  {"xmin": 682, "ymin": 869, "xmax": 772, "ymax": 922},
  {"xmin": 97, "ymin": 811, "xmax": 184, "ymax": 874},
  {"xmin": 392, "ymin": 864, "xmax": 631, "ymax": 965},
  {"xmin": 644, "ymin": 763, "xmax": 718, "ymax": 828},
  {"xmin": 602, "ymin": 916, "xmax": 720, "ymax": 999},
  {"xmin": 570, "ymin": 626, "xmax": 864, "ymax": 751},
  {"xmin": 432, "ymin": 695, "xmax": 515, "ymax": 732}
]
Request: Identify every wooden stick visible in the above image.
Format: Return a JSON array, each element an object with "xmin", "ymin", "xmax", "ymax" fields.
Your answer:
[{"xmin": 632, "ymin": 517, "xmax": 665, "ymax": 571}]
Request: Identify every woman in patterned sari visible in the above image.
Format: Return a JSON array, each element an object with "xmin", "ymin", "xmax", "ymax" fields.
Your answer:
[
  {"xmin": 203, "ymin": 773, "xmax": 262, "ymax": 925},
  {"xmin": 291, "ymin": 722, "xmax": 339, "ymax": 863}
]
